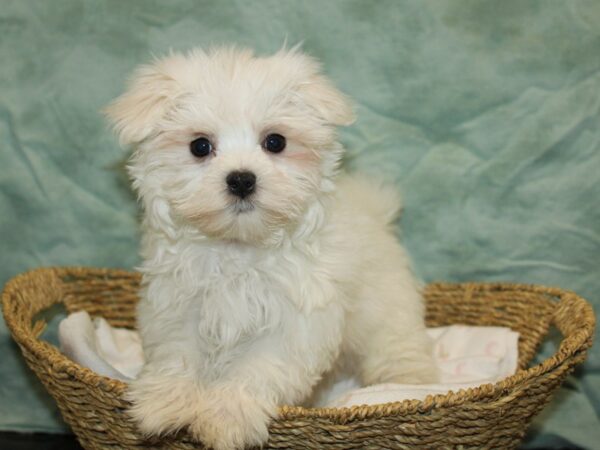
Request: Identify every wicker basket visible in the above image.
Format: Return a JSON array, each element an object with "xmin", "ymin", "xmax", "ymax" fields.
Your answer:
[{"xmin": 1, "ymin": 267, "xmax": 595, "ymax": 449}]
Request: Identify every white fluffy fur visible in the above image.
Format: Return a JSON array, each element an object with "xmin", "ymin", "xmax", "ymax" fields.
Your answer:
[{"xmin": 105, "ymin": 46, "xmax": 437, "ymax": 450}]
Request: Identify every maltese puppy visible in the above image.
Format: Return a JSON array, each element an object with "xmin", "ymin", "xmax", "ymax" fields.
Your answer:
[{"xmin": 105, "ymin": 46, "xmax": 437, "ymax": 450}]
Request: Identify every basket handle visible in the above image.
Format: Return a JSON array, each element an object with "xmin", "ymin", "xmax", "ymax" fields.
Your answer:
[
  {"xmin": 552, "ymin": 290, "xmax": 596, "ymax": 361},
  {"xmin": 2, "ymin": 267, "xmax": 65, "ymax": 348}
]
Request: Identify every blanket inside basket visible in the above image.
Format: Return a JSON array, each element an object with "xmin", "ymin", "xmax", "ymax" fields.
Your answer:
[{"xmin": 58, "ymin": 311, "xmax": 518, "ymax": 406}]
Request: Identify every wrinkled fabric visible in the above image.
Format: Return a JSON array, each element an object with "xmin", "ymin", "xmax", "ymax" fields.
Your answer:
[
  {"xmin": 59, "ymin": 311, "xmax": 143, "ymax": 381},
  {"xmin": 0, "ymin": 1, "xmax": 599, "ymax": 447}
]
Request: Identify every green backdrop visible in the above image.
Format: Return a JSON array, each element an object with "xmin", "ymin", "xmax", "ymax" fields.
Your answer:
[{"xmin": 1, "ymin": 1, "xmax": 599, "ymax": 448}]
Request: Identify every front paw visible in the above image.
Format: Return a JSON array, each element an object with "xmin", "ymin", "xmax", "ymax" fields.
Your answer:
[
  {"xmin": 127, "ymin": 372, "xmax": 200, "ymax": 437},
  {"xmin": 190, "ymin": 386, "xmax": 272, "ymax": 450}
]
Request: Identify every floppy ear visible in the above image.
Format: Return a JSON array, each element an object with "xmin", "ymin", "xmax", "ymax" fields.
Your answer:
[
  {"xmin": 104, "ymin": 61, "xmax": 181, "ymax": 146},
  {"xmin": 299, "ymin": 73, "xmax": 356, "ymax": 126},
  {"xmin": 281, "ymin": 48, "xmax": 355, "ymax": 126}
]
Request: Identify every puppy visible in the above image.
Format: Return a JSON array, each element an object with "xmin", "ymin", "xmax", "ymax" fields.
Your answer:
[{"xmin": 105, "ymin": 46, "xmax": 437, "ymax": 450}]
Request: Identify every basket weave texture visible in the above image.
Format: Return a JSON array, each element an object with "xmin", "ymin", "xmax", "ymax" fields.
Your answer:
[{"xmin": 1, "ymin": 267, "xmax": 595, "ymax": 449}]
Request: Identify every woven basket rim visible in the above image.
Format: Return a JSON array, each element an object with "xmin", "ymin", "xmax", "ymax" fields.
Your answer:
[{"xmin": 2, "ymin": 266, "xmax": 596, "ymax": 423}]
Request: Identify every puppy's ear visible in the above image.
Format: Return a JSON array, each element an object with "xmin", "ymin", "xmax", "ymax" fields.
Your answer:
[
  {"xmin": 282, "ymin": 49, "xmax": 355, "ymax": 126},
  {"xmin": 104, "ymin": 60, "xmax": 181, "ymax": 146},
  {"xmin": 299, "ymin": 74, "xmax": 356, "ymax": 127}
]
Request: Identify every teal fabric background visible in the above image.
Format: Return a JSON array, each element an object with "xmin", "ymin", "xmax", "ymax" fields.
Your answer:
[{"xmin": 1, "ymin": 0, "xmax": 599, "ymax": 447}]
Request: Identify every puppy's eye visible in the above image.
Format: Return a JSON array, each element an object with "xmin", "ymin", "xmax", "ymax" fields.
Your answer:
[
  {"xmin": 190, "ymin": 137, "xmax": 212, "ymax": 158},
  {"xmin": 262, "ymin": 133, "xmax": 286, "ymax": 153}
]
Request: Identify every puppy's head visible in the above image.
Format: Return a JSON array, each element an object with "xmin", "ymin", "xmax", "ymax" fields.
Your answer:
[{"xmin": 105, "ymin": 47, "xmax": 354, "ymax": 244}]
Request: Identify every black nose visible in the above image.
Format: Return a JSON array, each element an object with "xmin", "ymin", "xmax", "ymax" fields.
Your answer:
[{"xmin": 226, "ymin": 171, "xmax": 256, "ymax": 199}]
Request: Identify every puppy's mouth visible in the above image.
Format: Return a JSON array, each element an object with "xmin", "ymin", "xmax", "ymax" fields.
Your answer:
[{"xmin": 231, "ymin": 200, "xmax": 255, "ymax": 214}]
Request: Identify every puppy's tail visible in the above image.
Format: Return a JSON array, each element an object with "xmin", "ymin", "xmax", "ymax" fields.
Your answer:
[{"xmin": 337, "ymin": 175, "xmax": 403, "ymax": 225}]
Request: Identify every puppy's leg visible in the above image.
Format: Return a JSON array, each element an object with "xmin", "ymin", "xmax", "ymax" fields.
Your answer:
[
  {"xmin": 357, "ymin": 320, "xmax": 438, "ymax": 385},
  {"xmin": 190, "ymin": 307, "xmax": 344, "ymax": 450},
  {"xmin": 348, "ymin": 273, "xmax": 438, "ymax": 385},
  {"xmin": 189, "ymin": 381, "xmax": 273, "ymax": 450},
  {"xmin": 127, "ymin": 362, "xmax": 202, "ymax": 437}
]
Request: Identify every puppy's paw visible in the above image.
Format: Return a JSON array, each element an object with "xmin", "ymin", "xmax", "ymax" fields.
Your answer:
[
  {"xmin": 387, "ymin": 356, "xmax": 440, "ymax": 385},
  {"xmin": 362, "ymin": 351, "xmax": 440, "ymax": 385},
  {"xmin": 190, "ymin": 386, "xmax": 272, "ymax": 450},
  {"xmin": 127, "ymin": 373, "xmax": 200, "ymax": 437}
]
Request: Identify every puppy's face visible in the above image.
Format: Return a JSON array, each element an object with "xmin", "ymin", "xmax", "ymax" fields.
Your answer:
[{"xmin": 106, "ymin": 48, "xmax": 353, "ymax": 244}]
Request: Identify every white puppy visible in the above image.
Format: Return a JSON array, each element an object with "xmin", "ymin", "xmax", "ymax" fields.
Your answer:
[{"xmin": 105, "ymin": 46, "xmax": 437, "ymax": 450}]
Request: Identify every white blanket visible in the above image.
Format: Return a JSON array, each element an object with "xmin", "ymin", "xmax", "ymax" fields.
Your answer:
[
  {"xmin": 59, "ymin": 311, "xmax": 518, "ymax": 407},
  {"xmin": 59, "ymin": 311, "xmax": 144, "ymax": 381}
]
